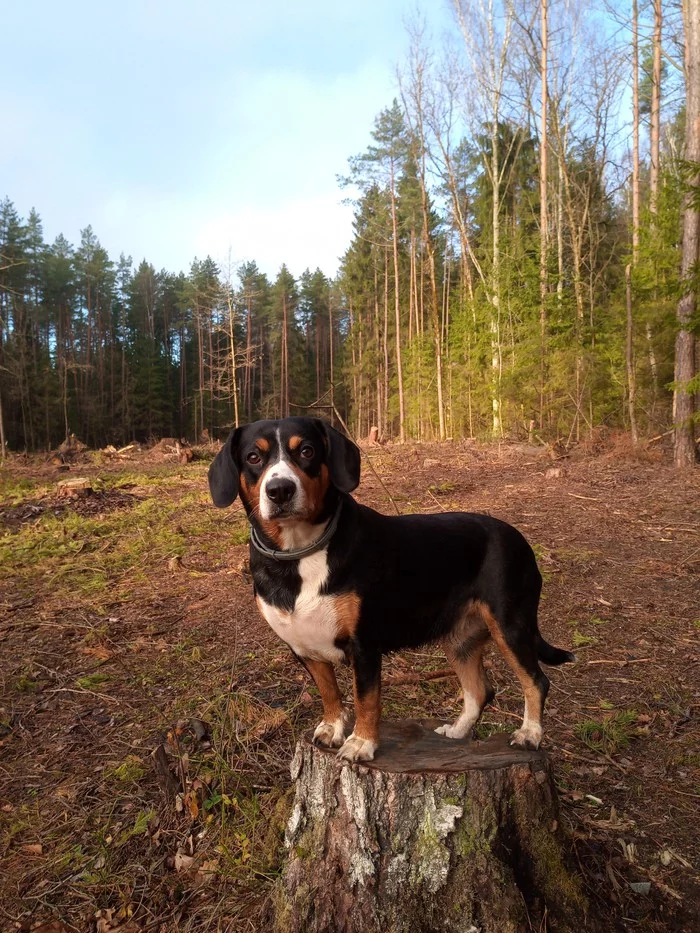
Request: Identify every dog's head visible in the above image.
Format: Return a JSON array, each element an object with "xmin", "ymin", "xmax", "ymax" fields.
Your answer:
[{"xmin": 208, "ymin": 417, "xmax": 361, "ymax": 523}]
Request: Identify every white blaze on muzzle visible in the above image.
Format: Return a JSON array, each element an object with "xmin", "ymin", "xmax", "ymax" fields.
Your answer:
[{"xmin": 259, "ymin": 432, "xmax": 306, "ymax": 519}]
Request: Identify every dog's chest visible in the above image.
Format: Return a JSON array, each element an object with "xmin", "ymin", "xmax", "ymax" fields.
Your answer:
[{"xmin": 256, "ymin": 550, "xmax": 345, "ymax": 663}]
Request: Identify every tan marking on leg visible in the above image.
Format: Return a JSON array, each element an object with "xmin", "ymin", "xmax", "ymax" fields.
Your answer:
[
  {"xmin": 480, "ymin": 604, "xmax": 544, "ymax": 746},
  {"xmin": 337, "ymin": 673, "xmax": 380, "ymax": 762},
  {"xmin": 442, "ymin": 599, "xmax": 490, "ymax": 655},
  {"xmin": 304, "ymin": 658, "xmax": 344, "ymax": 722},
  {"xmin": 333, "ymin": 591, "xmax": 361, "ymax": 640},
  {"xmin": 352, "ymin": 679, "xmax": 380, "ymax": 745},
  {"xmin": 436, "ymin": 639, "xmax": 491, "ymax": 739}
]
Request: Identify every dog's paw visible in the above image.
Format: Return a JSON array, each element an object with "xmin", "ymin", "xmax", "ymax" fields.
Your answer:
[
  {"xmin": 434, "ymin": 722, "xmax": 472, "ymax": 739},
  {"xmin": 312, "ymin": 715, "xmax": 347, "ymax": 748},
  {"xmin": 336, "ymin": 732, "xmax": 377, "ymax": 762},
  {"xmin": 510, "ymin": 725, "xmax": 543, "ymax": 750}
]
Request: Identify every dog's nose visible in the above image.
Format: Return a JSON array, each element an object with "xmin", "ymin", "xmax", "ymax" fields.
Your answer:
[{"xmin": 266, "ymin": 477, "xmax": 296, "ymax": 504}]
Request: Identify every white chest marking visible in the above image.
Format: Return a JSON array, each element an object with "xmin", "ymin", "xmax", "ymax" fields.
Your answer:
[{"xmin": 257, "ymin": 548, "xmax": 345, "ymax": 664}]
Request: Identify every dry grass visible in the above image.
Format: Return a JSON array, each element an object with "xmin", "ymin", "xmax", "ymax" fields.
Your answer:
[{"xmin": 1, "ymin": 440, "xmax": 699, "ymax": 931}]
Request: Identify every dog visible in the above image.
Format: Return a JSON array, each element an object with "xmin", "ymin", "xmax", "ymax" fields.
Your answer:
[{"xmin": 208, "ymin": 417, "xmax": 575, "ymax": 762}]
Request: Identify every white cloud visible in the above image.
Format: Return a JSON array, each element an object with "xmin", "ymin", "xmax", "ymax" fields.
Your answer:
[{"xmin": 193, "ymin": 194, "xmax": 355, "ymax": 279}]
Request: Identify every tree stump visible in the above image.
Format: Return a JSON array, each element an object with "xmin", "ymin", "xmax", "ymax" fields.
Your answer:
[
  {"xmin": 56, "ymin": 477, "xmax": 92, "ymax": 498},
  {"xmin": 274, "ymin": 720, "xmax": 588, "ymax": 933}
]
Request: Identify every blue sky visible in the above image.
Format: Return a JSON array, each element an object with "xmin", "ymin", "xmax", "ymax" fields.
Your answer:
[{"xmin": 2, "ymin": 0, "xmax": 452, "ymax": 280}]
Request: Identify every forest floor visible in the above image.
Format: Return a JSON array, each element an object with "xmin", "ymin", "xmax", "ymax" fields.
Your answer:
[{"xmin": 0, "ymin": 435, "xmax": 698, "ymax": 933}]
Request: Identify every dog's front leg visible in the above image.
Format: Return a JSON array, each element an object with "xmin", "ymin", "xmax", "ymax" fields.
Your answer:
[
  {"xmin": 300, "ymin": 657, "xmax": 348, "ymax": 748},
  {"xmin": 337, "ymin": 645, "xmax": 381, "ymax": 762}
]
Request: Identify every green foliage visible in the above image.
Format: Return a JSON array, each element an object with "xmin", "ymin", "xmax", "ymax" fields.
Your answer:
[
  {"xmin": 574, "ymin": 710, "xmax": 640, "ymax": 755},
  {"xmin": 0, "ymin": 25, "xmax": 690, "ymax": 449}
]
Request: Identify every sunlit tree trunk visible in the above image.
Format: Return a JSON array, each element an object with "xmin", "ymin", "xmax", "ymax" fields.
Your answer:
[
  {"xmin": 0, "ymin": 381, "xmax": 6, "ymax": 458},
  {"xmin": 539, "ymin": 0, "xmax": 548, "ymax": 427},
  {"xmin": 649, "ymin": 0, "xmax": 662, "ymax": 219},
  {"xmin": 632, "ymin": 0, "xmax": 640, "ymax": 263},
  {"xmin": 625, "ymin": 265, "xmax": 639, "ymax": 443},
  {"xmin": 389, "ymin": 159, "xmax": 406, "ymax": 442},
  {"xmin": 674, "ymin": 0, "xmax": 699, "ymax": 467}
]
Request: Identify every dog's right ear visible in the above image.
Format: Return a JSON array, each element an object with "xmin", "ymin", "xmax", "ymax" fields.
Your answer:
[{"xmin": 208, "ymin": 428, "xmax": 242, "ymax": 508}]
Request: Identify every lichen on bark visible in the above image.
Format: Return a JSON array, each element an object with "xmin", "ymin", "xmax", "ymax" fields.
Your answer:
[{"xmin": 274, "ymin": 724, "xmax": 590, "ymax": 933}]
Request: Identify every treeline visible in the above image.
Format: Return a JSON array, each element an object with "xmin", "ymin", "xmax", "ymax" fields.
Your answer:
[
  {"xmin": 0, "ymin": 204, "xmax": 345, "ymax": 450},
  {"xmin": 0, "ymin": 0, "xmax": 698, "ymax": 459},
  {"xmin": 339, "ymin": 0, "xmax": 693, "ymax": 450}
]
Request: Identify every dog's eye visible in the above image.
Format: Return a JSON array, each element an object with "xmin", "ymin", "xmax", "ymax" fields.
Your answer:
[
  {"xmin": 246, "ymin": 451, "xmax": 262, "ymax": 465},
  {"xmin": 300, "ymin": 445, "xmax": 314, "ymax": 460}
]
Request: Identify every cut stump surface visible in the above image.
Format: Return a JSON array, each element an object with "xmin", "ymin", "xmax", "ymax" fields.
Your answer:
[{"xmin": 274, "ymin": 720, "xmax": 591, "ymax": 933}]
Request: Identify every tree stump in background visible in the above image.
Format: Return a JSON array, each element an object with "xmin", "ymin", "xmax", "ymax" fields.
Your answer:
[
  {"xmin": 274, "ymin": 720, "xmax": 589, "ymax": 933},
  {"xmin": 56, "ymin": 477, "xmax": 92, "ymax": 498}
]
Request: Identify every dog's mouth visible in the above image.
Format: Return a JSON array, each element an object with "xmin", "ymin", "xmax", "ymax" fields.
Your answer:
[{"xmin": 264, "ymin": 502, "xmax": 305, "ymax": 521}]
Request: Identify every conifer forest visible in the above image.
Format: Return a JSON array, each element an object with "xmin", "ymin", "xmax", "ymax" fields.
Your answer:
[{"xmin": 1, "ymin": 0, "xmax": 698, "ymax": 466}]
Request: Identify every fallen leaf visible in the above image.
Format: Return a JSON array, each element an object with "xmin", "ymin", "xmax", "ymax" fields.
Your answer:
[
  {"xmin": 80, "ymin": 645, "xmax": 113, "ymax": 660},
  {"xmin": 29, "ymin": 923, "xmax": 71, "ymax": 933},
  {"xmin": 249, "ymin": 707, "xmax": 288, "ymax": 740},
  {"xmin": 197, "ymin": 857, "xmax": 220, "ymax": 881},
  {"xmin": 184, "ymin": 790, "xmax": 200, "ymax": 820},
  {"xmin": 174, "ymin": 851, "xmax": 195, "ymax": 872},
  {"xmin": 21, "ymin": 843, "xmax": 43, "ymax": 856}
]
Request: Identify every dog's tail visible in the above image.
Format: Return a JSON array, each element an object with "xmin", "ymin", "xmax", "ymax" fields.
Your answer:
[{"xmin": 537, "ymin": 634, "xmax": 576, "ymax": 666}]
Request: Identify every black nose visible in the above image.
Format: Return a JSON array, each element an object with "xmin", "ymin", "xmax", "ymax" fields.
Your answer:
[{"xmin": 266, "ymin": 477, "xmax": 297, "ymax": 504}]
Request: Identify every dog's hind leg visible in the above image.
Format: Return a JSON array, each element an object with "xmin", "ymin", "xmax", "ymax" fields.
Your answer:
[
  {"xmin": 482, "ymin": 608, "xmax": 550, "ymax": 750},
  {"xmin": 435, "ymin": 637, "xmax": 493, "ymax": 739}
]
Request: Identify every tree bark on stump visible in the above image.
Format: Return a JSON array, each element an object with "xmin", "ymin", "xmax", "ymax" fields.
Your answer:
[{"xmin": 274, "ymin": 720, "xmax": 588, "ymax": 933}]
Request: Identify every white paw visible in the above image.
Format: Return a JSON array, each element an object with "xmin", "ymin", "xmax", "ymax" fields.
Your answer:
[
  {"xmin": 510, "ymin": 725, "xmax": 543, "ymax": 750},
  {"xmin": 435, "ymin": 722, "xmax": 472, "ymax": 739},
  {"xmin": 336, "ymin": 732, "xmax": 377, "ymax": 762},
  {"xmin": 312, "ymin": 714, "xmax": 347, "ymax": 748}
]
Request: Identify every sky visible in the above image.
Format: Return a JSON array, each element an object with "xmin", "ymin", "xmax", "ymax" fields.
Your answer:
[{"xmin": 1, "ymin": 0, "xmax": 453, "ymax": 281}]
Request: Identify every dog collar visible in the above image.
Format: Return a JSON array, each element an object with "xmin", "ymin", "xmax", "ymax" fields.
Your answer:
[{"xmin": 248, "ymin": 500, "xmax": 343, "ymax": 562}]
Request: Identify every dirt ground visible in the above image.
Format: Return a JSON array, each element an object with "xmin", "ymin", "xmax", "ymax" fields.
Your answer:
[{"xmin": 1, "ymin": 436, "xmax": 698, "ymax": 932}]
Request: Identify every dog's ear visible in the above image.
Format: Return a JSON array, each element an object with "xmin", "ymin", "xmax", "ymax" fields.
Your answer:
[
  {"xmin": 208, "ymin": 428, "xmax": 242, "ymax": 507},
  {"xmin": 316, "ymin": 420, "xmax": 361, "ymax": 493}
]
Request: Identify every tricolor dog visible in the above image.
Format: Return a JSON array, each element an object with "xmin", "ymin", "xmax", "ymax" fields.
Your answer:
[{"xmin": 208, "ymin": 417, "xmax": 574, "ymax": 762}]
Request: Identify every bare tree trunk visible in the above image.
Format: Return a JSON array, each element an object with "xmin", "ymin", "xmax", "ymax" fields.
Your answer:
[
  {"xmin": 674, "ymin": 0, "xmax": 699, "ymax": 467},
  {"xmin": 390, "ymin": 162, "xmax": 406, "ymax": 442},
  {"xmin": 374, "ymin": 272, "xmax": 382, "ymax": 435},
  {"xmin": 383, "ymin": 247, "xmax": 390, "ymax": 438},
  {"xmin": 625, "ymin": 265, "xmax": 638, "ymax": 443},
  {"xmin": 491, "ymin": 110, "xmax": 503, "ymax": 439},
  {"xmin": 539, "ymin": 0, "xmax": 548, "ymax": 427},
  {"xmin": 227, "ymin": 290, "xmax": 240, "ymax": 428},
  {"xmin": 328, "ymin": 290, "xmax": 334, "ymax": 414},
  {"xmin": 281, "ymin": 292, "xmax": 289, "ymax": 418},
  {"xmin": 632, "ymin": 0, "xmax": 640, "ymax": 263},
  {"xmin": 245, "ymin": 296, "xmax": 253, "ymax": 421},
  {"xmin": 0, "ymin": 381, "xmax": 6, "ymax": 458},
  {"xmin": 650, "ymin": 0, "xmax": 662, "ymax": 219}
]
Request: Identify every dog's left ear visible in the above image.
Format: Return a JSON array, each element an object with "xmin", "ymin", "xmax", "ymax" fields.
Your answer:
[
  {"xmin": 208, "ymin": 428, "xmax": 242, "ymax": 507},
  {"xmin": 316, "ymin": 420, "xmax": 361, "ymax": 493}
]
